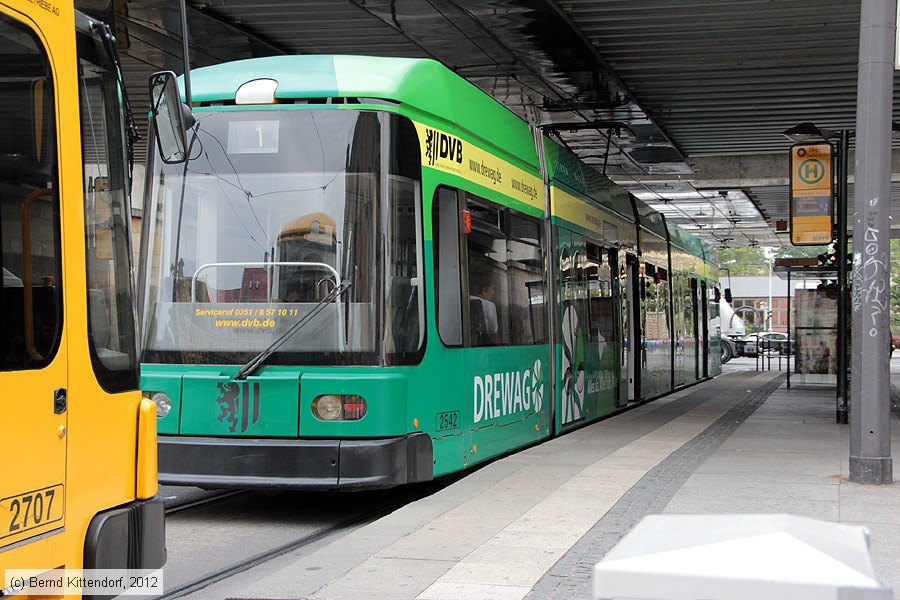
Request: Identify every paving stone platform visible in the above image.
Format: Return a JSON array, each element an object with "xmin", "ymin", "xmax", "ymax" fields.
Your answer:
[{"xmin": 188, "ymin": 360, "xmax": 900, "ymax": 600}]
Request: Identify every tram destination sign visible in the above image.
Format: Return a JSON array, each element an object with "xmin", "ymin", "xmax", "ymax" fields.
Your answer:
[{"xmin": 789, "ymin": 143, "xmax": 834, "ymax": 246}]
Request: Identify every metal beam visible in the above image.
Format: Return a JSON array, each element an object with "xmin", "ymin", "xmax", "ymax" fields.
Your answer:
[{"xmin": 612, "ymin": 150, "xmax": 900, "ymax": 187}]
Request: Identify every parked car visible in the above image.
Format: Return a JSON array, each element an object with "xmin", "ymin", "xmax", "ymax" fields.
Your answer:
[{"xmin": 739, "ymin": 332, "xmax": 790, "ymax": 357}]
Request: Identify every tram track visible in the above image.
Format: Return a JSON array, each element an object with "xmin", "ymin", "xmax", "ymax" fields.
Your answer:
[
  {"xmin": 155, "ymin": 504, "xmax": 392, "ymax": 599},
  {"xmin": 155, "ymin": 481, "xmax": 449, "ymax": 599},
  {"xmin": 164, "ymin": 490, "xmax": 248, "ymax": 515}
]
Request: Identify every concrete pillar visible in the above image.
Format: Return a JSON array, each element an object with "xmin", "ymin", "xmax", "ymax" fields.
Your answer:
[{"xmin": 849, "ymin": 0, "xmax": 895, "ymax": 484}]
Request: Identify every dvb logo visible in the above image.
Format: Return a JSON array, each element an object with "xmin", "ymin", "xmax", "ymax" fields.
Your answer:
[{"xmin": 425, "ymin": 129, "xmax": 463, "ymax": 166}]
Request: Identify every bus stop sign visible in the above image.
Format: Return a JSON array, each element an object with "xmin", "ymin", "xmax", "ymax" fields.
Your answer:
[{"xmin": 789, "ymin": 143, "xmax": 834, "ymax": 246}]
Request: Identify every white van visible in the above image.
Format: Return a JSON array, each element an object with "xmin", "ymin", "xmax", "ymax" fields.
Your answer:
[{"xmin": 719, "ymin": 298, "xmax": 744, "ymax": 362}]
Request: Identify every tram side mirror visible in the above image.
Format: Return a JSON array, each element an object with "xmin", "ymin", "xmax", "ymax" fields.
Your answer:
[
  {"xmin": 724, "ymin": 288, "xmax": 733, "ymax": 303},
  {"xmin": 149, "ymin": 71, "xmax": 194, "ymax": 164}
]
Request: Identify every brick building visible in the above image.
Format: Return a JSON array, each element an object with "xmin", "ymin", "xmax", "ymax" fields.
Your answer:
[{"xmin": 727, "ymin": 275, "xmax": 793, "ymax": 333}]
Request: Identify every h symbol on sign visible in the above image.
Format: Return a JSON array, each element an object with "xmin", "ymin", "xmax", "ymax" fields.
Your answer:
[{"xmin": 802, "ymin": 162, "xmax": 823, "ymax": 181}]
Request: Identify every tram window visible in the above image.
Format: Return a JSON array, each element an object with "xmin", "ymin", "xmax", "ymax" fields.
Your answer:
[
  {"xmin": 659, "ymin": 270, "xmax": 671, "ymax": 338},
  {"xmin": 78, "ymin": 27, "xmax": 138, "ymax": 391},
  {"xmin": 643, "ymin": 263, "xmax": 670, "ymax": 343},
  {"xmin": 508, "ymin": 214, "xmax": 545, "ymax": 345},
  {"xmin": 432, "ymin": 187, "xmax": 464, "ymax": 347},
  {"xmin": 385, "ymin": 116, "xmax": 424, "ymax": 363},
  {"xmin": 466, "ymin": 197, "xmax": 509, "ymax": 347},
  {"xmin": 708, "ymin": 284, "xmax": 720, "ymax": 323},
  {"xmin": 385, "ymin": 173, "xmax": 424, "ymax": 361},
  {"xmin": 432, "ymin": 187, "xmax": 546, "ymax": 348},
  {"xmin": 585, "ymin": 242, "xmax": 614, "ymax": 343},
  {"xmin": 0, "ymin": 14, "xmax": 63, "ymax": 371}
]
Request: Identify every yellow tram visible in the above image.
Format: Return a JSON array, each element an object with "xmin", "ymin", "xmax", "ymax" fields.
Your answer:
[{"xmin": 0, "ymin": 0, "xmax": 164, "ymax": 595}]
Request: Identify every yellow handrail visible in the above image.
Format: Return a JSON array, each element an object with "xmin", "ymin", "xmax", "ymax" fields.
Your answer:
[{"xmin": 21, "ymin": 188, "xmax": 53, "ymax": 361}]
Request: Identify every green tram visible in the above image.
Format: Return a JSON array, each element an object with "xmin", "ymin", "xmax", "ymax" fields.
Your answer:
[{"xmin": 138, "ymin": 56, "xmax": 721, "ymax": 489}]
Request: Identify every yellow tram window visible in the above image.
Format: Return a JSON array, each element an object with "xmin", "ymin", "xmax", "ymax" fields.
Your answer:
[
  {"xmin": 0, "ymin": 12, "xmax": 62, "ymax": 371},
  {"xmin": 78, "ymin": 27, "xmax": 138, "ymax": 391}
]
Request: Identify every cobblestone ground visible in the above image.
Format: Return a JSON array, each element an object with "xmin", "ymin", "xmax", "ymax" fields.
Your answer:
[{"xmin": 527, "ymin": 374, "xmax": 786, "ymax": 600}]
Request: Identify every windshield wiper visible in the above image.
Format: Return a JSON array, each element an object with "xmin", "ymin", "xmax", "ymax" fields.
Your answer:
[
  {"xmin": 233, "ymin": 281, "xmax": 352, "ymax": 380},
  {"xmin": 92, "ymin": 21, "xmax": 139, "ymax": 171}
]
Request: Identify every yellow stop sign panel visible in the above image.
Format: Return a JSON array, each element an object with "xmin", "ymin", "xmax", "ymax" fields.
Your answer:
[{"xmin": 790, "ymin": 143, "xmax": 833, "ymax": 246}]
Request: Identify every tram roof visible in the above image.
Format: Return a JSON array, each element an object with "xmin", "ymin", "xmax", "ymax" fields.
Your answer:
[
  {"xmin": 667, "ymin": 221, "xmax": 707, "ymax": 260},
  {"xmin": 182, "ymin": 55, "xmax": 541, "ymax": 172}
]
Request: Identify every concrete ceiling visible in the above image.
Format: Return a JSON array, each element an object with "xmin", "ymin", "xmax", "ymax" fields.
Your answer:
[{"xmin": 101, "ymin": 0, "xmax": 900, "ymax": 248}]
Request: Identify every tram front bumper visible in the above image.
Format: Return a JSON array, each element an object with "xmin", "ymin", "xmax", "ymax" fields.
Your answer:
[
  {"xmin": 83, "ymin": 496, "xmax": 166, "ymax": 572},
  {"xmin": 157, "ymin": 433, "xmax": 434, "ymax": 490}
]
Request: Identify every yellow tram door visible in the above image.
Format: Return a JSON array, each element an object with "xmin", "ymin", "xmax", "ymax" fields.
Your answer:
[{"xmin": 0, "ymin": 3, "xmax": 69, "ymax": 552}]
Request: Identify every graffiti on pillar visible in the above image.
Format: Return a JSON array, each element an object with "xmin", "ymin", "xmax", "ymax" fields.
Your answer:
[{"xmin": 851, "ymin": 196, "xmax": 888, "ymax": 338}]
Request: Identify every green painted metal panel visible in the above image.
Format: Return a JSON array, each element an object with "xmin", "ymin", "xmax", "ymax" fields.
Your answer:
[
  {"xmin": 179, "ymin": 370, "xmax": 301, "ymax": 437},
  {"xmin": 299, "ymin": 371, "xmax": 408, "ymax": 437},
  {"xmin": 432, "ymin": 434, "xmax": 465, "ymax": 477},
  {"xmin": 462, "ymin": 345, "xmax": 549, "ymax": 465},
  {"xmin": 667, "ymin": 221, "xmax": 705, "ymax": 259}
]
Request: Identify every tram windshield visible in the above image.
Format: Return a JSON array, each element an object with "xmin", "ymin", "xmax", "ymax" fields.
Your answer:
[
  {"xmin": 140, "ymin": 109, "xmax": 424, "ymax": 366},
  {"xmin": 78, "ymin": 17, "xmax": 141, "ymax": 390}
]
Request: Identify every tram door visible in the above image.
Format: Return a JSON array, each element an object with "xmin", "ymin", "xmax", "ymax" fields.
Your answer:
[
  {"xmin": 700, "ymin": 281, "xmax": 709, "ymax": 379},
  {"xmin": 619, "ymin": 253, "xmax": 640, "ymax": 403},
  {"xmin": 0, "ymin": 11, "xmax": 68, "ymax": 548},
  {"xmin": 558, "ymin": 229, "xmax": 586, "ymax": 427},
  {"xmin": 611, "ymin": 250, "xmax": 627, "ymax": 408},
  {"xmin": 689, "ymin": 278, "xmax": 700, "ymax": 380},
  {"xmin": 672, "ymin": 274, "xmax": 686, "ymax": 388}
]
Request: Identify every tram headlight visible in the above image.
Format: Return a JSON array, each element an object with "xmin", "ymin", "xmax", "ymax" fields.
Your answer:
[
  {"xmin": 312, "ymin": 395, "xmax": 343, "ymax": 421},
  {"xmin": 146, "ymin": 392, "xmax": 172, "ymax": 418},
  {"xmin": 341, "ymin": 395, "xmax": 367, "ymax": 421},
  {"xmin": 312, "ymin": 394, "xmax": 367, "ymax": 421}
]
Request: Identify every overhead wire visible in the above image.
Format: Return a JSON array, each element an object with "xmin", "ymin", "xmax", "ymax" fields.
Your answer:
[{"xmin": 353, "ymin": 0, "xmax": 754, "ymax": 248}]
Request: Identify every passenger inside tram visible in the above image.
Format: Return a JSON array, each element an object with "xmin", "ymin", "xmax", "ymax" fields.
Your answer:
[{"xmin": 470, "ymin": 277, "xmax": 500, "ymax": 346}]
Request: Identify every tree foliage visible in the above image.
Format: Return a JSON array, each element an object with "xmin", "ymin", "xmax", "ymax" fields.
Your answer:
[
  {"xmin": 715, "ymin": 247, "xmax": 768, "ymax": 276},
  {"xmin": 773, "ymin": 244, "xmax": 830, "ymax": 259}
]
